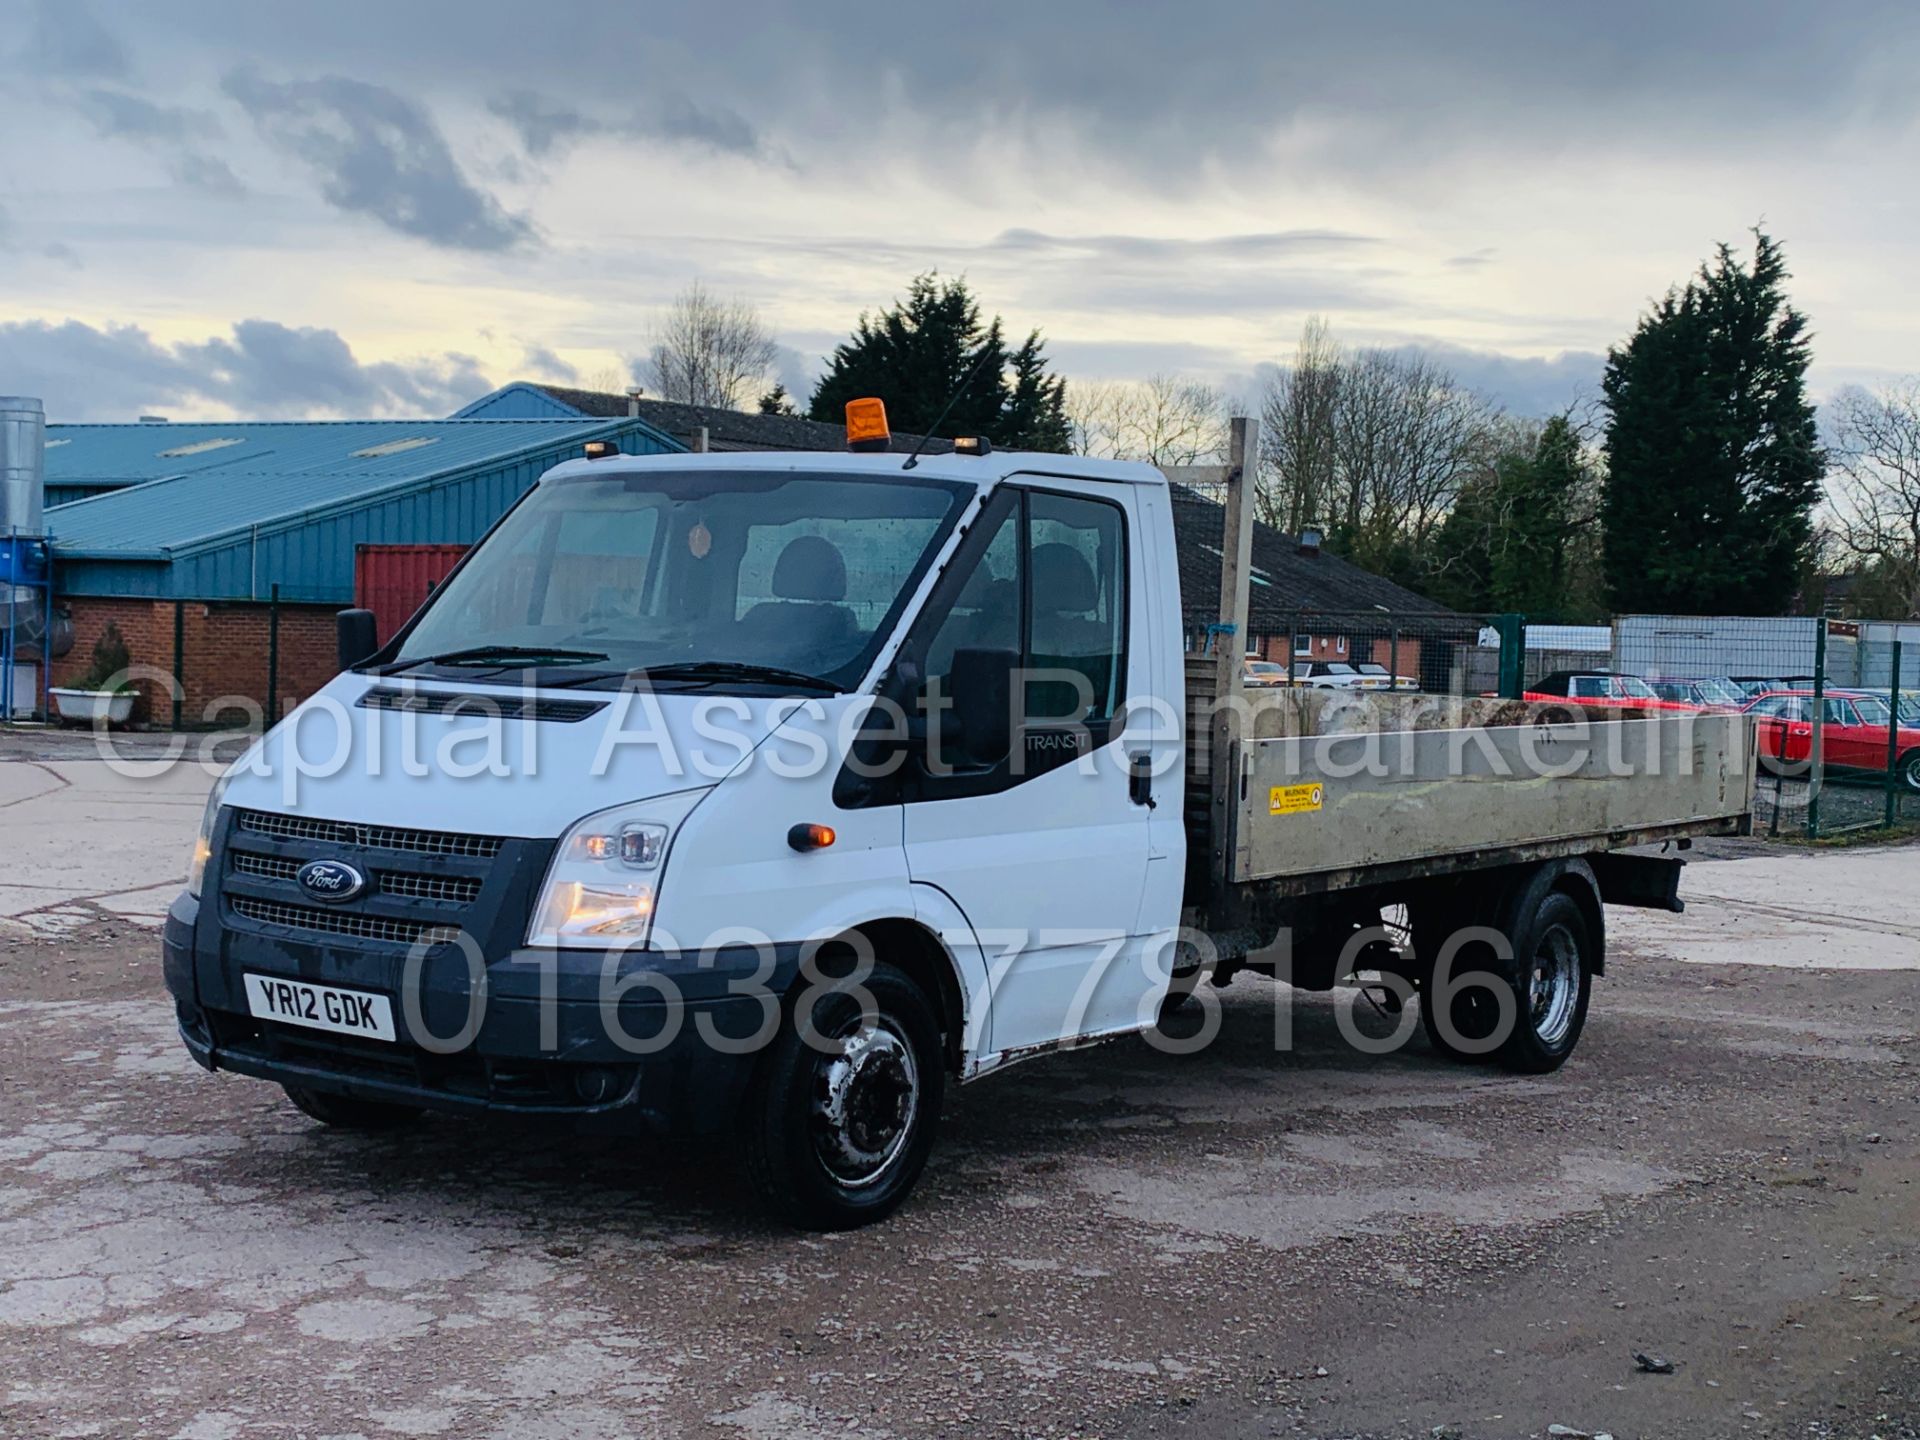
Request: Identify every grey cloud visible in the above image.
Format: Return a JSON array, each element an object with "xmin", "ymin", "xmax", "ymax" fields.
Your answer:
[
  {"xmin": 654, "ymin": 94, "xmax": 765, "ymax": 159},
  {"xmin": 1376, "ymin": 343, "xmax": 1604, "ymax": 419},
  {"xmin": 20, "ymin": 0, "xmax": 128, "ymax": 79},
  {"xmin": 224, "ymin": 70, "xmax": 533, "ymax": 251},
  {"xmin": 76, "ymin": 89, "xmax": 244, "ymax": 195},
  {"xmin": 81, "ymin": 89, "xmax": 222, "ymax": 143},
  {"xmin": 145, "ymin": 1, "xmax": 1919, "ymax": 184},
  {"xmin": 172, "ymin": 152, "xmax": 246, "ymax": 196},
  {"xmin": 490, "ymin": 87, "xmax": 776, "ymax": 163},
  {"xmin": 488, "ymin": 91, "xmax": 591, "ymax": 156},
  {"xmin": 0, "ymin": 317, "xmax": 492, "ymax": 422},
  {"xmin": 519, "ymin": 343, "xmax": 577, "ymax": 383}
]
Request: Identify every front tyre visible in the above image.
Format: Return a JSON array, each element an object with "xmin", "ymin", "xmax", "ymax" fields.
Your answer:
[
  {"xmin": 741, "ymin": 961, "xmax": 944, "ymax": 1230},
  {"xmin": 282, "ymin": 1085, "xmax": 420, "ymax": 1130}
]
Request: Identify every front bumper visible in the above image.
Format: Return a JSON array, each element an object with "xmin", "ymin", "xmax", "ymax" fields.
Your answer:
[{"xmin": 164, "ymin": 891, "xmax": 802, "ymax": 1137}]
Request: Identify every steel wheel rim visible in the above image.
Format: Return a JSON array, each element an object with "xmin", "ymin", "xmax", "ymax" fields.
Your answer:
[
  {"xmin": 1528, "ymin": 924, "xmax": 1581, "ymax": 1047},
  {"xmin": 809, "ymin": 1015, "xmax": 920, "ymax": 1189}
]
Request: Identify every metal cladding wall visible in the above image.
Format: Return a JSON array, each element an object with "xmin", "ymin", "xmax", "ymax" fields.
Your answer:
[
  {"xmin": 56, "ymin": 425, "xmax": 678, "ymax": 603},
  {"xmin": 354, "ymin": 544, "xmax": 468, "ymax": 645}
]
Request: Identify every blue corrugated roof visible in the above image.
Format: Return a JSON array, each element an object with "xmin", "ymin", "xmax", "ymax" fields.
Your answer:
[{"xmin": 47, "ymin": 417, "xmax": 681, "ymax": 558}]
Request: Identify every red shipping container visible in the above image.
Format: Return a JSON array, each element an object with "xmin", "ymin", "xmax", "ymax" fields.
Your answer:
[{"xmin": 354, "ymin": 544, "xmax": 468, "ymax": 646}]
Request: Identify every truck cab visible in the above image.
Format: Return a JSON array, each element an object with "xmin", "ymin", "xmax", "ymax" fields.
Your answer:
[{"xmin": 167, "ymin": 444, "xmax": 1188, "ymax": 1227}]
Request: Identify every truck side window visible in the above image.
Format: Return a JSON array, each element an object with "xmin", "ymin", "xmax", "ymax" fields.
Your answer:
[
  {"xmin": 921, "ymin": 504, "xmax": 1020, "ymax": 688},
  {"xmin": 1026, "ymin": 491, "xmax": 1126, "ymax": 724}
]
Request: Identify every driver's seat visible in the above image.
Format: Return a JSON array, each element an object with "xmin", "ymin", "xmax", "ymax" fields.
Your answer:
[{"xmin": 736, "ymin": 535, "xmax": 861, "ymax": 663}]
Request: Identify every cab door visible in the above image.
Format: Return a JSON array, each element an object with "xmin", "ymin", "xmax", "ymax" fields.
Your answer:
[{"xmin": 896, "ymin": 480, "xmax": 1157, "ymax": 1059}]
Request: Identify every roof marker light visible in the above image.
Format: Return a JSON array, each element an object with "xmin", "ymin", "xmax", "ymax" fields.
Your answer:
[
  {"xmin": 951, "ymin": 436, "xmax": 992, "ymax": 457},
  {"xmin": 583, "ymin": 440, "xmax": 618, "ymax": 459},
  {"xmin": 845, "ymin": 398, "xmax": 891, "ymax": 452}
]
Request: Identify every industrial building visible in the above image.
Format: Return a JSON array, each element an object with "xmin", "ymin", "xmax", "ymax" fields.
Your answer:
[{"xmin": 25, "ymin": 413, "xmax": 682, "ymax": 723}]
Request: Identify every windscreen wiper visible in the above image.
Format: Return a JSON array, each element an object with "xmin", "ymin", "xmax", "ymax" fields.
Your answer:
[
  {"xmin": 372, "ymin": 645, "xmax": 611, "ymax": 675},
  {"xmin": 627, "ymin": 660, "xmax": 840, "ymax": 692}
]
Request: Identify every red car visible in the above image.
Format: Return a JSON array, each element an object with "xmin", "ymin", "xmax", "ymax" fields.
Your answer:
[
  {"xmin": 1741, "ymin": 690, "xmax": 1920, "ymax": 792},
  {"xmin": 1523, "ymin": 670, "xmax": 1709, "ymax": 714}
]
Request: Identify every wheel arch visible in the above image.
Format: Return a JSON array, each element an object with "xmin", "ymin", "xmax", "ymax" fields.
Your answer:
[
  {"xmin": 1527, "ymin": 857, "xmax": 1606, "ymax": 976},
  {"xmin": 837, "ymin": 917, "xmax": 971, "ymax": 1075}
]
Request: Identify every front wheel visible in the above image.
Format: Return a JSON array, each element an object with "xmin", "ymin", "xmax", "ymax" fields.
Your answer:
[
  {"xmin": 740, "ymin": 961, "xmax": 944, "ymax": 1230},
  {"xmin": 1900, "ymin": 751, "xmax": 1920, "ymax": 795}
]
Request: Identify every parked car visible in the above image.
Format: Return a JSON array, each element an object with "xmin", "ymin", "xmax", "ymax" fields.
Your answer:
[
  {"xmin": 1843, "ymin": 687, "xmax": 1920, "ymax": 726},
  {"xmin": 1741, "ymin": 690, "xmax": 1920, "ymax": 791},
  {"xmin": 1242, "ymin": 659, "xmax": 1290, "ymax": 688},
  {"xmin": 1526, "ymin": 670, "xmax": 1705, "ymax": 712},
  {"xmin": 1356, "ymin": 662, "xmax": 1419, "ymax": 692},
  {"xmin": 1728, "ymin": 675, "xmax": 1815, "ymax": 698},
  {"xmin": 1647, "ymin": 677, "xmax": 1748, "ymax": 711},
  {"xmin": 1292, "ymin": 660, "xmax": 1381, "ymax": 690}
]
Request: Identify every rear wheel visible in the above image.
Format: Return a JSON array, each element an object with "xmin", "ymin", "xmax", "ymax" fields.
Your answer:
[
  {"xmin": 740, "ymin": 961, "xmax": 943, "ymax": 1230},
  {"xmin": 1900, "ymin": 751, "xmax": 1920, "ymax": 794},
  {"xmin": 282, "ymin": 1085, "xmax": 420, "ymax": 1130},
  {"xmin": 1417, "ymin": 886, "xmax": 1594, "ymax": 1074}
]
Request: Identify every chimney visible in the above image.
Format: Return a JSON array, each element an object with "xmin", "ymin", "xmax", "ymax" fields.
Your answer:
[
  {"xmin": 0, "ymin": 397, "xmax": 46, "ymax": 539},
  {"xmin": 1298, "ymin": 525, "xmax": 1324, "ymax": 558},
  {"xmin": 625, "ymin": 387, "xmax": 644, "ymax": 418}
]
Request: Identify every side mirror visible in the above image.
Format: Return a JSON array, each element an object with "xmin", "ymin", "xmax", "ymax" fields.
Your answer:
[
  {"xmin": 337, "ymin": 609, "xmax": 379, "ymax": 671},
  {"xmin": 948, "ymin": 646, "xmax": 1017, "ymax": 765}
]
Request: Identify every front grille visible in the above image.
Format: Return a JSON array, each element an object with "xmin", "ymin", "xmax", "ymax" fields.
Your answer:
[
  {"xmin": 231, "ymin": 896, "xmax": 463, "ymax": 947},
  {"xmin": 231, "ymin": 851, "xmax": 299, "ymax": 881},
  {"xmin": 359, "ymin": 687, "xmax": 607, "ymax": 723},
  {"xmin": 378, "ymin": 870, "xmax": 483, "ymax": 904},
  {"xmin": 235, "ymin": 810, "xmax": 502, "ymax": 859}
]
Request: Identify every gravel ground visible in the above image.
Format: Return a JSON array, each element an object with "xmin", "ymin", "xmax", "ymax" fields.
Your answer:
[{"xmin": 2, "ymin": 893, "xmax": 1917, "ymax": 1440}]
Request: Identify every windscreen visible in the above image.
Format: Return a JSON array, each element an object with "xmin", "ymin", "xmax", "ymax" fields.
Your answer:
[{"xmin": 393, "ymin": 469, "xmax": 969, "ymax": 689}]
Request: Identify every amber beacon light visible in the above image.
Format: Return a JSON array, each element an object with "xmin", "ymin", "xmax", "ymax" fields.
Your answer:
[{"xmin": 844, "ymin": 398, "xmax": 891, "ymax": 452}]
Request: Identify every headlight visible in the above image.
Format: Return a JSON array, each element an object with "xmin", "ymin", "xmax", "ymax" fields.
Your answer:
[
  {"xmin": 187, "ymin": 772, "xmax": 233, "ymax": 897},
  {"xmin": 527, "ymin": 789, "xmax": 709, "ymax": 948}
]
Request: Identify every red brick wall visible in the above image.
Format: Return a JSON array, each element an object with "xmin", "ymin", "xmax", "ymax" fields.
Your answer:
[{"xmin": 55, "ymin": 597, "xmax": 338, "ymax": 727}]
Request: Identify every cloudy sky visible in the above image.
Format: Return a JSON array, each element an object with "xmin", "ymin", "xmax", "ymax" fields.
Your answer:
[{"xmin": 3, "ymin": 0, "xmax": 1917, "ymax": 424}]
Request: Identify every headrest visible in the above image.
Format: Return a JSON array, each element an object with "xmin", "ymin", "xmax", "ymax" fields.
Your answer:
[
  {"xmin": 956, "ymin": 560, "xmax": 1010, "ymax": 610},
  {"xmin": 772, "ymin": 535, "xmax": 847, "ymax": 601},
  {"xmin": 1031, "ymin": 542, "xmax": 1097, "ymax": 614}
]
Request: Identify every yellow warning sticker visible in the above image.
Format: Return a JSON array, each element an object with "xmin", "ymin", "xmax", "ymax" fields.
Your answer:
[{"xmin": 1269, "ymin": 783, "xmax": 1325, "ymax": 816}]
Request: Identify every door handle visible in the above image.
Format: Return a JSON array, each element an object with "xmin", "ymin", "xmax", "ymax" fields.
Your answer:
[{"xmin": 1128, "ymin": 752, "xmax": 1156, "ymax": 808}]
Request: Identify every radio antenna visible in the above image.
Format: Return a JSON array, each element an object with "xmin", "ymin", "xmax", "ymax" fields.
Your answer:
[{"xmin": 901, "ymin": 343, "xmax": 997, "ymax": 471}]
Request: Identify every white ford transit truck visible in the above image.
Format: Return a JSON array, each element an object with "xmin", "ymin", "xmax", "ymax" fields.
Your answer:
[{"xmin": 165, "ymin": 416, "xmax": 1756, "ymax": 1227}]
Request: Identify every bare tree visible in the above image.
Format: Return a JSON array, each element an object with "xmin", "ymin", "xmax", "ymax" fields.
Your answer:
[
  {"xmin": 1260, "ymin": 317, "xmax": 1497, "ymax": 574},
  {"xmin": 1067, "ymin": 374, "xmax": 1228, "ymax": 467},
  {"xmin": 639, "ymin": 282, "xmax": 780, "ymax": 409},
  {"xmin": 582, "ymin": 363, "xmax": 628, "ymax": 396},
  {"xmin": 1829, "ymin": 379, "xmax": 1920, "ymax": 617}
]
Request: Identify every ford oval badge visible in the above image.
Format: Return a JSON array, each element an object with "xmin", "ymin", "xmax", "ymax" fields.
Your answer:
[{"xmin": 296, "ymin": 859, "xmax": 367, "ymax": 904}]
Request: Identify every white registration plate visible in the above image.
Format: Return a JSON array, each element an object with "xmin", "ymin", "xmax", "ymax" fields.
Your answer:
[{"xmin": 244, "ymin": 974, "xmax": 397, "ymax": 1042}]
